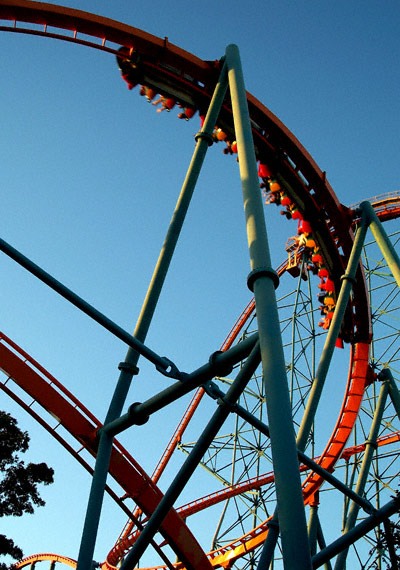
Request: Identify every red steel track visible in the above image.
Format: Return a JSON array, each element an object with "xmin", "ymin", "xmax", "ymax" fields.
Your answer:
[
  {"xmin": 0, "ymin": 0, "xmax": 369, "ymax": 341},
  {"xmin": 1, "ymin": 2, "xmax": 399, "ymax": 568},
  {"xmin": 3, "ymin": 189, "xmax": 400, "ymax": 569},
  {"xmin": 15, "ymin": 554, "xmax": 77, "ymax": 569}
]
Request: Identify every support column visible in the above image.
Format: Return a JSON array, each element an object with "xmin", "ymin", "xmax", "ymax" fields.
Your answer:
[
  {"xmin": 382, "ymin": 367, "xmax": 400, "ymax": 420},
  {"xmin": 308, "ymin": 499, "xmax": 320, "ymax": 557},
  {"xmin": 120, "ymin": 344, "xmax": 261, "ymax": 570},
  {"xmin": 225, "ymin": 43, "xmax": 312, "ymax": 570},
  {"xmin": 76, "ymin": 62, "xmax": 229, "ymax": 570},
  {"xmin": 361, "ymin": 201, "xmax": 400, "ymax": 288}
]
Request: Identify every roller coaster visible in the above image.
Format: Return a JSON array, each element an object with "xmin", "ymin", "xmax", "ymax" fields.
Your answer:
[{"xmin": 0, "ymin": 2, "xmax": 400, "ymax": 570}]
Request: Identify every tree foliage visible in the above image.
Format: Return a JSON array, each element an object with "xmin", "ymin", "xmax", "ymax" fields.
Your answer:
[{"xmin": 0, "ymin": 411, "xmax": 54, "ymax": 569}]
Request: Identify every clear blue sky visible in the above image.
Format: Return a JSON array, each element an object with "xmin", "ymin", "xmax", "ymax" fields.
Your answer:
[{"xmin": 0, "ymin": 0, "xmax": 399, "ymax": 566}]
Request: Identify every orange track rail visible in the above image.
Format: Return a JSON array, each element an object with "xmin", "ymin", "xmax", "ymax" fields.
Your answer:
[
  {"xmin": 0, "ymin": 0, "xmax": 369, "ymax": 340},
  {"xmin": 0, "ymin": 333, "xmax": 212, "ymax": 570},
  {"xmin": 0, "ymin": 2, "xmax": 399, "ymax": 568},
  {"xmin": 15, "ymin": 554, "xmax": 77, "ymax": 569}
]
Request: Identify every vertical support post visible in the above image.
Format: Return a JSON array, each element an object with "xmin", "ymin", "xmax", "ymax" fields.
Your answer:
[
  {"xmin": 383, "ymin": 518, "xmax": 399, "ymax": 570},
  {"xmin": 256, "ymin": 515, "xmax": 280, "ymax": 570},
  {"xmin": 308, "ymin": 500, "xmax": 320, "ymax": 557},
  {"xmin": 334, "ymin": 380, "xmax": 389, "ymax": 570},
  {"xmin": 76, "ymin": 62, "xmax": 229, "ymax": 570},
  {"xmin": 316, "ymin": 519, "xmax": 333, "ymax": 570},
  {"xmin": 225, "ymin": 43, "xmax": 312, "ymax": 570},
  {"xmin": 313, "ymin": 497, "xmax": 400, "ymax": 568}
]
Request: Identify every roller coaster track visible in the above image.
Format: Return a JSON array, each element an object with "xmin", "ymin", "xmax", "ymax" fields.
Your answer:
[
  {"xmin": 1, "ymin": 2, "xmax": 399, "ymax": 569},
  {"xmin": 1, "ymin": 195, "xmax": 398, "ymax": 569}
]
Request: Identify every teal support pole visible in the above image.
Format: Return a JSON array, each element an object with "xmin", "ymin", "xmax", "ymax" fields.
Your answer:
[
  {"xmin": 76, "ymin": 62, "xmax": 229, "ymax": 570},
  {"xmin": 0, "ymin": 238, "xmax": 178, "ymax": 379},
  {"xmin": 381, "ymin": 367, "xmax": 400, "ymax": 420},
  {"xmin": 119, "ymin": 344, "xmax": 261, "ymax": 570},
  {"xmin": 131, "ymin": 60, "xmax": 228, "ymax": 346},
  {"xmin": 296, "ymin": 208, "xmax": 370, "ymax": 452},
  {"xmin": 312, "ymin": 496, "xmax": 400, "ymax": 569},
  {"xmin": 225, "ymin": 43, "xmax": 312, "ymax": 570},
  {"xmin": 102, "ymin": 334, "xmax": 258, "ymax": 435},
  {"xmin": 316, "ymin": 520, "xmax": 333, "ymax": 570},
  {"xmin": 360, "ymin": 201, "xmax": 400, "ymax": 288},
  {"xmin": 308, "ymin": 504, "xmax": 320, "ymax": 557},
  {"xmin": 333, "ymin": 380, "xmax": 389, "ymax": 570},
  {"xmin": 256, "ymin": 515, "xmax": 280, "ymax": 570},
  {"xmin": 209, "ymin": 383, "xmax": 377, "ymax": 515}
]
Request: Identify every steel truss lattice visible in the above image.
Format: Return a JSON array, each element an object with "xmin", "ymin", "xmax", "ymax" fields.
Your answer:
[{"xmin": 0, "ymin": 3, "xmax": 399, "ymax": 570}]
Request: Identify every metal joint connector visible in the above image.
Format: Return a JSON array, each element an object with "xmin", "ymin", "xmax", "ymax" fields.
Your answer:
[
  {"xmin": 363, "ymin": 501, "xmax": 378, "ymax": 516},
  {"xmin": 118, "ymin": 361, "xmax": 139, "ymax": 375},
  {"xmin": 203, "ymin": 381, "xmax": 220, "ymax": 400},
  {"xmin": 128, "ymin": 402, "xmax": 150, "ymax": 426},
  {"xmin": 209, "ymin": 350, "xmax": 233, "ymax": 377},
  {"xmin": 340, "ymin": 274, "xmax": 357, "ymax": 286},
  {"xmin": 217, "ymin": 396, "xmax": 237, "ymax": 413},
  {"xmin": 267, "ymin": 518, "xmax": 279, "ymax": 530},
  {"xmin": 155, "ymin": 357, "xmax": 182, "ymax": 380},
  {"xmin": 377, "ymin": 368, "xmax": 391, "ymax": 382},
  {"xmin": 194, "ymin": 131, "xmax": 214, "ymax": 146},
  {"xmin": 247, "ymin": 267, "xmax": 279, "ymax": 292}
]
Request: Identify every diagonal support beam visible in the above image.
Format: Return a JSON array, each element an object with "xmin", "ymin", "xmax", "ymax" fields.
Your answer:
[
  {"xmin": 312, "ymin": 496, "xmax": 400, "ymax": 568},
  {"xmin": 76, "ymin": 58, "xmax": 229, "ymax": 570},
  {"xmin": 120, "ymin": 343, "xmax": 261, "ymax": 570},
  {"xmin": 334, "ymin": 379, "xmax": 389, "ymax": 570}
]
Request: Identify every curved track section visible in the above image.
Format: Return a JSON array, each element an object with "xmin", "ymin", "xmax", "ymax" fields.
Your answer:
[
  {"xmin": 15, "ymin": 554, "xmax": 77, "ymax": 569},
  {"xmin": 0, "ymin": 3, "xmax": 399, "ymax": 569},
  {"xmin": 0, "ymin": 333, "xmax": 212, "ymax": 570},
  {"xmin": 0, "ymin": 0, "xmax": 369, "ymax": 340},
  {"xmin": 108, "ymin": 196, "xmax": 399, "ymax": 567}
]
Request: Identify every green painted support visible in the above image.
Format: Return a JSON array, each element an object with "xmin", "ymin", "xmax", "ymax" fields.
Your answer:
[
  {"xmin": 312, "ymin": 496, "xmax": 400, "ymax": 569},
  {"xmin": 333, "ymin": 380, "xmax": 389, "ymax": 570},
  {"xmin": 206, "ymin": 383, "xmax": 377, "ymax": 515},
  {"xmin": 382, "ymin": 518, "xmax": 399, "ymax": 570},
  {"xmin": 256, "ymin": 514, "xmax": 280, "ymax": 570},
  {"xmin": 308, "ymin": 504, "xmax": 320, "ymax": 557},
  {"xmin": 76, "ymin": 60, "xmax": 229, "ymax": 570},
  {"xmin": 316, "ymin": 520, "xmax": 333, "ymax": 570},
  {"xmin": 225, "ymin": 43, "xmax": 312, "ymax": 570},
  {"xmin": 102, "ymin": 333, "xmax": 258, "ymax": 435},
  {"xmin": 380, "ymin": 367, "xmax": 400, "ymax": 421},
  {"xmin": 119, "ymin": 344, "xmax": 261, "ymax": 570},
  {"xmin": 360, "ymin": 201, "xmax": 400, "ymax": 288},
  {"xmin": 0, "ymin": 237, "xmax": 179, "ymax": 379},
  {"xmin": 296, "ymin": 207, "xmax": 370, "ymax": 453}
]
